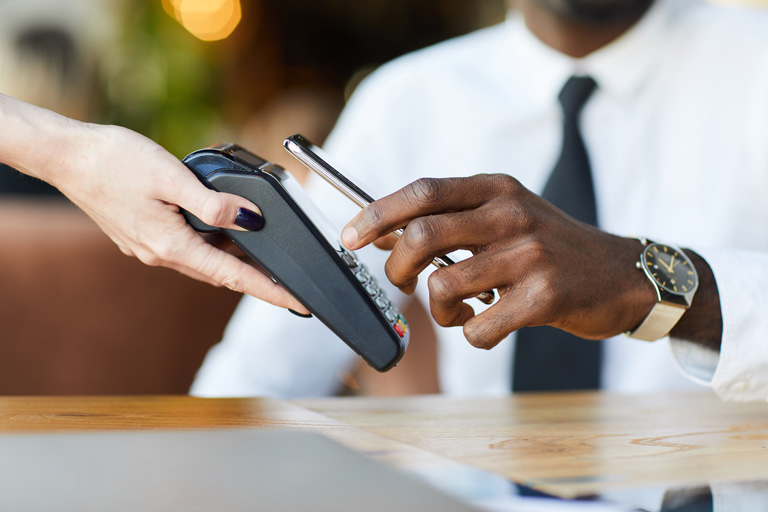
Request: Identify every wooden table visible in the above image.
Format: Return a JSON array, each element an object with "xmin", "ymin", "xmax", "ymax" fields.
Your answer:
[
  {"xmin": 298, "ymin": 392, "xmax": 768, "ymax": 498},
  {"xmin": 0, "ymin": 395, "xmax": 461, "ymax": 474},
  {"xmin": 0, "ymin": 396, "xmax": 474, "ymax": 512},
  {"xmin": 2, "ymin": 392, "xmax": 767, "ymax": 501}
]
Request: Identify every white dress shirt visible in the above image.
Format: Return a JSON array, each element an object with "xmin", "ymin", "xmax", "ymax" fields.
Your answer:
[{"xmin": 191, "ymin": 0, "xmax": 768, "ymax": 402}]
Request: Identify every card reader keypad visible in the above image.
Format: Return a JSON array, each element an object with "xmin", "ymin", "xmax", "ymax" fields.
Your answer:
[{"xmin": 337, "ymin": 246, "xmax": 409, "ymax": 341}]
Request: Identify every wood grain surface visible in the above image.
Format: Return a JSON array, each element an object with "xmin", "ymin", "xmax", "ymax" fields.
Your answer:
[
  {"xmin": 0, "ymin": 396, "xmax": 484, "ymax": 512},
  {"xmin": 296, "ymin": 392, "xmax": 768, "ymax": 498},
  {"xmin": 4, "ymin": 393, "xmax": 767, "ymax": 500},
  {"xmin": 0, "ymin": 395, "xmax": 458, "ymax": 474}
]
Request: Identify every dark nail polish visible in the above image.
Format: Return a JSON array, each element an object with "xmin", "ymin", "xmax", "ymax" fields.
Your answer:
[
  {"xmin": 235, "ymin": 208, "xmax": 264, "ymax": 231},
  {"xmin": 288, "ymin": 309, "xmax": 313, "ymax": 318}
]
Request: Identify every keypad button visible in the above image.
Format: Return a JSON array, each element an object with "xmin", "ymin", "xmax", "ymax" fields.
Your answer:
[
  {"xmin": 337, "ymin": 251, "xmax": 356, "ymax": 269},
  {"xmin": 355, "ymin": 270, "xmax": 370, "ymax": 284},
  {"xmin": 384, "ymin": 309, "xmax": 397, "ymax": 323},
  {"xmin": 336, "ymin": 246, "xmax": 360, "ymax": 268},
  {"xmin": 393, "ymin": 323, "xmax": 406, "ymax": 338},
  {"xmin": 343, "ymin": 247, "xmax": 360, "ymax": 265},
  {"xmin": 374, "ymin": 296, "xmax": 389, "ymax": 310},
  {"xmin": 365, "ymin": 283, "xmax": 379, "ymax": 297}
]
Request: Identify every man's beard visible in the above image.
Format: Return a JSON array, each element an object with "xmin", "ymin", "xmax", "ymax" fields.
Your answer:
[{"xmin": 532, "ymin": 0, "xmax": 654, "ymax": 25}]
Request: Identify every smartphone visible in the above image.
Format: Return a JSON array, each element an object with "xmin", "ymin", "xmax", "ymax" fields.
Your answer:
[{"xmin": 284, "ymin": 134, "xmax": 495, "ymax": 305}]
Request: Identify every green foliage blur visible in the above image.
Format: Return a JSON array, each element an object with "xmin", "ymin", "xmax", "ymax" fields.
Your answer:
[{"xmin": 100, "ymin": 1, "xmax": 229, "ymax": 159}]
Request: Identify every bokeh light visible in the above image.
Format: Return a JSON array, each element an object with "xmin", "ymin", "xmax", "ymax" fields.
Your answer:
[{"xmin": 162, "ymin": 0, "xmax": 242, "ymax": 41}]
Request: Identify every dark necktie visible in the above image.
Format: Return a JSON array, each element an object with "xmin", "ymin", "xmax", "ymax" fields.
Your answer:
[{"xmin": 512, "ymin": 76, "xmax": 603, "ymax": 392}]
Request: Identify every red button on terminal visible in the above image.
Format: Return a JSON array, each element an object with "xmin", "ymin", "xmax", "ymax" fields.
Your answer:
[{"xmin": 393, "ymin": 323, "xmax": 406, "ymax": 337}]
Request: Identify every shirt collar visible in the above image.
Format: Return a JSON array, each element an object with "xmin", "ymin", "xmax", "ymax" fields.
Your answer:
[{"xmin": 502, "ymin": 0, "xmax": 675, "ymax": 107}]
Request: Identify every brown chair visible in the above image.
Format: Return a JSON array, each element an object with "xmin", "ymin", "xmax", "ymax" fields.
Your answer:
[{"xmin": 0, "ymin": 199, "xmax": 240, "ymax": 395}]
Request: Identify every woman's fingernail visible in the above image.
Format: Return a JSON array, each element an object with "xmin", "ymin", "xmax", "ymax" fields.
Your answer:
[
  {"xmin": 235, "ymin": 208, "xmax": 264, "ymax": 231},
  {"xmin": 288, "ymin": 309, "xmax": 313, "ymax": 318},
  {"xmin": 341, "ymin": 226, "xmax": 358, "ymax": 248}
]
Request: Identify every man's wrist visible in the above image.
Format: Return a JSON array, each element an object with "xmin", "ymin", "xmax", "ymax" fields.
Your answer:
[
  {"xmin": 669, "ymin": 250, "xmax": 722, "ymax": 351},
  {"xmin": 617, "ymin": 236, "xmax": 658, "ymax": 334}
]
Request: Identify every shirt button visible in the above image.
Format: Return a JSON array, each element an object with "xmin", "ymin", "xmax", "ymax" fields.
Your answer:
[{"xmin": 729, "ymin": 380, "xmax": 750, "ymax": 393}]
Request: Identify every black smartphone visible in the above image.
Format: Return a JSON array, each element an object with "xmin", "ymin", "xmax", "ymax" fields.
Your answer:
[
  {"xmin": 182, "ymin": 143, "xmax": 409, "ymax": 372},
  {"xmin": 284, "ymin": 134, "xmax": 495, "ymax": 305}
]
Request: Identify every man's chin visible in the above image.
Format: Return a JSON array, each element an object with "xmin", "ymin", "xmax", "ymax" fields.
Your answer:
[{"xmin": 532, "ymin": 0, "xmax": 654, "ymax": 25}]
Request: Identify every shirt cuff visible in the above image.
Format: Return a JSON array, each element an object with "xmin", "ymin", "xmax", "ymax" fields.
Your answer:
[{"xmin": 669, "ymin": 247, "xmax": 768, "ymax": 403}]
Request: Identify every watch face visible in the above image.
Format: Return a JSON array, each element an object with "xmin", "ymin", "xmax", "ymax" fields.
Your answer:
[{"xmin": 642, "ymin": 243, "xmax": 697, "ymax": 295}]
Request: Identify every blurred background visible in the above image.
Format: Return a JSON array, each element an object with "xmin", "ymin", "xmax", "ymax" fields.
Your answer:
[
  {"xmin": 0, "ymin": 0, "xmax": 506, "ymax": 395},
  {"xmin": 0, "ymin": 0, "xmax": 507, "ymax": 179},
  {"xmin": 0, "ymin": 0, "xmax": 763, "ymax": 395}
]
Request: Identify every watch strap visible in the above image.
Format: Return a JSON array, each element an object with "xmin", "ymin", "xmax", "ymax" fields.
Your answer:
[{"xmin": 628, "ymin": 294, "xmax": 687, "ymax": 341}]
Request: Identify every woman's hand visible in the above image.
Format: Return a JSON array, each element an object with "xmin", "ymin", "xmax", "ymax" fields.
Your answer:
[{"xmin": 0, "ymin": 94, "xmax": 307, "ymax": 313}]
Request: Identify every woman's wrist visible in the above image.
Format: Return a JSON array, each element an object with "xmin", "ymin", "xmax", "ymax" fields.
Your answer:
[
  {"xmin": 28, "ymin": 116, "xmax": 99, "ymax": 190},
  {"xmin": 0, "ymin": 93, "xmax": 93, "ymax": 187}
]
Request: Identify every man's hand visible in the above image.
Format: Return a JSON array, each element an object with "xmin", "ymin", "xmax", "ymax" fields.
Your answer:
[{"xmin": 341, "ymin": 174, "xmax": 657, "ymax": 349}]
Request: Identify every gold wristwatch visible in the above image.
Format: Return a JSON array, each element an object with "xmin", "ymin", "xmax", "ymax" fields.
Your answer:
[{"xmin": 626, "ymin": 238, "xmax": 699, "ymax": 341}]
